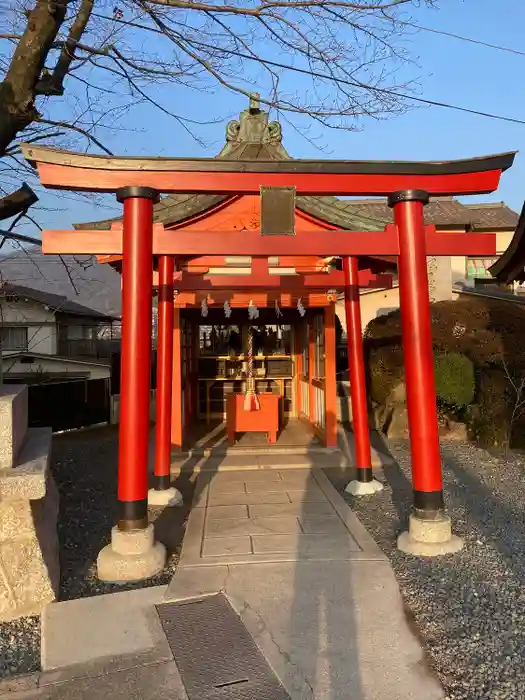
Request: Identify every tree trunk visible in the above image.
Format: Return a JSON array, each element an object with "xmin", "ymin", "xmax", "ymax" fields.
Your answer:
[{"xmin": 0, "ymin": 0, "xmax": 68, "ymax": 156}]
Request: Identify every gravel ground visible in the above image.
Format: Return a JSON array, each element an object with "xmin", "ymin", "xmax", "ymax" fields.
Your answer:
[
  {"xmin": 3, "ymin": 426, "xmax": 525, "ymax": 696},
  {"xmin": 0, "ymin": 424, "xmax": 196, "ymax": 680},
  {"xmin": 329, "ymin": 439, "xmax": 525, "ymax": 700}
]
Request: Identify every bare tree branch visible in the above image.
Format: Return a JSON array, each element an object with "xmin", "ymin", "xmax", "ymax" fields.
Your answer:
[
  {"xmin": 37, "ymin": 118, "xmax": 114, "ymax": 155},
  {"xmin": 143, "ymin": 0, "xmax": 413, "ymax": 13},
  {"xmin": 0, "ymin": 0, "xmax": 436, "ymax": 195}
]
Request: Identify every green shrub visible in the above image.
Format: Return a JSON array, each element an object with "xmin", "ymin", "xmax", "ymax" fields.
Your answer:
[
  {"xmin": 363, "ymin": 295, "xmax": 525, "ymax": 448},
  {"xmin": 470, "ymin": 369, "xmax": 513, "ymax": 448},
  {"xmin": 366, "ymin": 345, "xmax": 404, "ymax": 405},
  {"xmin": 434, "ymin": 354, "xmax": 475, "ymax": 407}
]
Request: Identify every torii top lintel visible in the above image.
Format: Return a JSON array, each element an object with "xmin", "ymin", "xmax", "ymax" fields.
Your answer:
[{"xmin": 21, "ymin": 145, "xmax": 515, "ymax": 197}]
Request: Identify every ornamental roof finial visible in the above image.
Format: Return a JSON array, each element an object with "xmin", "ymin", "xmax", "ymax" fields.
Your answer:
[{"xmin": 249, "ymin": 92, "xmax": 261, "ymax": 114}]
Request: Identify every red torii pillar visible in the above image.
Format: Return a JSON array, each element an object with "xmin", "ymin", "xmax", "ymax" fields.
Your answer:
[
  {"xmin": 148, "ymin": 254, "xmax": 183, "ymax": 507},
  {"xmin": 343, "ymin": 256, "xmax": 383, "ymax": 495},
  {"xmin": 389, "ymin": 190, "xmax": 463, "ymax": 555},
  {"xmin": 97, "ymin": 186, "xmax": 167, "ymax": 582}
]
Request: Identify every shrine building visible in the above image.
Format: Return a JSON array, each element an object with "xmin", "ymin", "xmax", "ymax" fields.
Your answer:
[{"xmin": 21, "ymin": 98, "xmax": 515, "ymax": 582}]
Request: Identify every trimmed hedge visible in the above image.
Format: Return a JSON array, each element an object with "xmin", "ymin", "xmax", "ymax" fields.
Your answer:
[
  {"xmin": 364, "ymin": 295, "xmax": 525, "ymax": 447},
  {"xmin": 434, "ymin": 353, "xmax": 475, "ymax": 407},
  {"xmin": 470, "ymin": 369, "xmax": 513, "ymax": 448}
]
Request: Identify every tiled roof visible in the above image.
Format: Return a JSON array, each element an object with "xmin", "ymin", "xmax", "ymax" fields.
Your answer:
[
  {"xmin": 327, "ymin": 197, "xmax": 475, "ymax": 226},
  {"xmin": 0, "ymin": 246, "xmax": 122, "ymax": 316},
  {"xmin": 0, "ymin": 280, "xmax": 119, "ymax": 319},
  {"xmin": 463, "ymin": 203, "xmax": 519, "ymax": 229}
]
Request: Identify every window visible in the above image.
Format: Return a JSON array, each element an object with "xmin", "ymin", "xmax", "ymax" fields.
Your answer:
[
  {"xmin": 67, "ymin": 325, "xmax": 95, "ymax": 340},
  {"xmin": 1, "ymin": 326, "xmax": 28, "ymax": 350},
  {"xmin": 466, "ymin": 258, "xmax": 499, "ymax": 279}
]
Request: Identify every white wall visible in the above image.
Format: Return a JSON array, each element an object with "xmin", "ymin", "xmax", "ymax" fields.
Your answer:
[
  {"xmin": 336, "ymin": 287, "xmax": 401, "ymax": 337},
  {"xmin": 496, "ymin": 230, "xmax": 514, "ymax": 255},
  {"xmin": 0, "ymin": 299, "xmax": 57, "ymax": 354},
  {"xmin": 336, "ymin": 227, "xmax": 518, "ymax": 336}
]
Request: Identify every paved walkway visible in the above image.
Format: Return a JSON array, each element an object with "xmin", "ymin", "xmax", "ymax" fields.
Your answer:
[
  {"xmin": 4, "ymin": 466, "xmax": 445, "ymax": 700},
  {"xmin": 167, "ymin": 468, "xmax": 444, "ymax": 700},
  {"xmin": 178, "ymin": 468, "xmax": 383, "ymax": 566}
]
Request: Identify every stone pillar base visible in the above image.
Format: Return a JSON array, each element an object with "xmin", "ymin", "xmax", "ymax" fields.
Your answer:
[
  {"xmin": 97, "ymin": 524, "xmax": 166, "ymax": 583},
  {"xmin": 345, "ymin": 479, "xmax": 384, "ymax": 496},
  {"xmin": 148, "ymin": 486, "xmax": 183, "ymax": 507},
  {"xmin": 397, "ymin": 513, "xmax": 464, "ymax": 557}
]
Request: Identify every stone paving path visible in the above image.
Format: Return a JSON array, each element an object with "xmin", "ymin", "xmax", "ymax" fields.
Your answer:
[
  {"xmin": 179, "ymin": 468, "xmax": 384, "ymax": 566},
  {"xmin": 167, "ymin": 468, "xmax": 445, "ymax": 700}
]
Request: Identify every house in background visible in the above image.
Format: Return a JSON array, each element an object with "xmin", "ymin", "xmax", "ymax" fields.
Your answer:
[
  {"xmin": 0, "ymin": 283, "xmax": 120, "ymax": 430},
  {"xmin": 334, "ymin": 197, "xmax": 519, "ymax": 337}
]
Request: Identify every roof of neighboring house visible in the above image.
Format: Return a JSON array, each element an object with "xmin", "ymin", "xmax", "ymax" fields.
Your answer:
[
  {"xmin": 463, "ymin": 202, "xmax": 519, "ymax": 229},
  {"xmin": 323, "ymin": 198, "xmax": 518, "ymax": 229},
  {"xmin": 0, "ymin": 283, "xmax": 118, "ymax": 320},
  {"xmin": 2, "ymin": 350, "xmax": 112, "ymax": 367},
  {"xmin": 0, "ymin": 247, "xmax": 123, "ymax": 316},
  {"xmin": 75, "ymin": 98, "xmax": 518, "ymax": 236},
  {"xmin": 453, "ymin": 284, "xmax": 525, "ymax": 305},
  {"xmin": 490, "ymin": 201, "xmax": 525, "ymax": 283},
  {"xmin": 329, "ymin": 197, "xmax": 475, "ymax": 227}
]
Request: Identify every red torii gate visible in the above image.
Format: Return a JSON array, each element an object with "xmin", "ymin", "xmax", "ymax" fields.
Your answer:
[{"xmin": 22, "ymin": 143, "xmax": 515, "ymax": 580}]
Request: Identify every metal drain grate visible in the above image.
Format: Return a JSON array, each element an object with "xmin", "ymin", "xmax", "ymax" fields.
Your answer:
[{"xmin": 157, "ymin": 594, "xmax": 291, "ymax": 700}]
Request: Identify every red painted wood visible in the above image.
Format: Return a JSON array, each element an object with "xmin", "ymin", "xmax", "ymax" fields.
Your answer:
[
  {"xmin": 170, "ymin": 271, "xmax": 386, "ymax": 290},
  {"xmin": 295, "ymin": 335, "xmax": 303, "ymax": 418},
  {"xmin": 155, "ymin": 269, "xmax": 392, "ymax": 290},
  {"xmin": 181, "ymin": 255, "xmax": 334, "ymax": 271},
  {"xmin": 174, "ymin": 292, "xmax": 336, "ymax": 308},
  {"xmin": 36, "ymin": 162, "xmax": 503, "ymax": 196},
  {"xmin": 171, "ymin": 307, "xmax": 183, "ymax": 449},
  {"xmin": 343, "ymin": 256, "xmax": 372, "ymax": 470},
  {"xmin": 43, "ymin": 227, "xmax": 497, "ymax": 257},
  {"xmin": 393, "ymin": 200, "xmax": 443, "ymax": 495},
  {"xmin": 226, "ymin": 393, "xmax": 280, "ymax": 444},
  {"xmin": 308, "ymin": 322, "xmax": 315, "ymax": 426},
  {"xmin": 154, "ymin": 255, "xmax": 174, "ymax": 482},
  {"xmin": 118, "ymin": 196, "xmax": 153, "ymax": 509},
  {"xmin": 324, "ymin": 304, "xmax": 338, "ymax": 447}
]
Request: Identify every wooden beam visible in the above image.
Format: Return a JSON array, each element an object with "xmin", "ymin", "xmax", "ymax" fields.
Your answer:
[
  {"xmin": 97, "ymin": 254, "xmax": 334, "ymax": 271},
  {"xmin": 43, "ymin": 225, "xmax": 497, "ymax": 257},
  {"xmin": 22, "ymin": 145, "xmax": 514, "ymax": 176},
  {"xmin": 171, "ymin": 307, "xmax": 182, "ymax": 449},
  {"xmin": 324, "ymin": 304, "xmax": 338, "ymax": 447},
  {"xmin": 182, "ymin": 255, "xmax": 333, "ymax": 271},
  {"xmin": 167, "ymin": 270, "xmax": 391, "ymax": 290},
  {"xmin": 32, "ymin": 160, "xmax": 508, "ymax": 196},
  {"xmin": 174, "ymin": 292, "xmax": 334, "ymax": 307}
]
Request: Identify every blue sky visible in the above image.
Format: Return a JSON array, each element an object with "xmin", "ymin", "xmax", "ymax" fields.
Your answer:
[{"xmin": 24, "ymin": 0, "xmax": 525, "ymax": 230}]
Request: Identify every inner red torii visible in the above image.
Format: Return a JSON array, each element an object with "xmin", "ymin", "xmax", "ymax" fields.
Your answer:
[{"xmin": 21, "ymin": 141, "xmax": 515, "ymax": 580}]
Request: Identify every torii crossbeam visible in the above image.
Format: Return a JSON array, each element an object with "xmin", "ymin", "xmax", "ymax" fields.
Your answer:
[{"xmin": 42, "ymin": 223, "xmax": 496, "ymax": 257}]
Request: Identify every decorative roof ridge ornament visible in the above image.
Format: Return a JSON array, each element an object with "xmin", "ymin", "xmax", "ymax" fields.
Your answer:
[
  {"xmin": 221, "ymin": 93, "xmax": 284, "ymax": 154},
  {"xmin": 249, "ymin": 92, "xmax": 261, "ymax": 114}
]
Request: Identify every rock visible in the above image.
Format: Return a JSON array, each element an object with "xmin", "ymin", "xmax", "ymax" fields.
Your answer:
[
  {"xmin": 441, "ymin": 419, "xmax": 468, "ymax": 442},
  {"xmin": 389, "ymin": 382, "xmax": 407, "ymax": 404},
  {"xmin": 0, "ymin": 411, "xmax": 58, "ymax": 622},
  {"xmin": 379, "ymin": 382, "xmax": 410, "ymax": 438},
  {"xmin": 0, "ymin": 386, "xmax": 28, "ymax": 470},
  {"xmin": 386, "ymin": 403, "xmax": 410, "ymax": 439}
]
